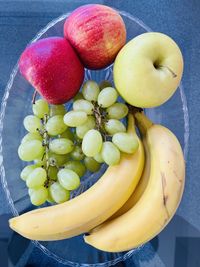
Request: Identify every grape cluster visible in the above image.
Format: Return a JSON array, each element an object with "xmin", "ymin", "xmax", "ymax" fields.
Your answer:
[
  {"xmin": 18, "ymin": 80, "xmax": 139, "ymax": 207},
  {"xmin": 64, "ymin": 80, "xmax": 139, "ymax": 166},
  {"xmin": 18, "ymin": 100, "xmax": 98, "ymax": 206}
]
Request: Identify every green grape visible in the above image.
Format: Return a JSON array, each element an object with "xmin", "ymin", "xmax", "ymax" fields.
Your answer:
[
  {"xmin": 82, "ymin": 80, "xmax": 100, "ymax": 101},
  {"xmin": 32, "ymin": 99, "xmax": 49, "ymax": 118},
  {"xmin": 105, "ymin": 119, "xmax": 126, "ymax": 135},
  {"xmin": 30, "ymin": 187, "xmax": 48, "ymax": 206},
  {"xmin": 97, "ymin": 87, "xmax": 118, "ymax": 108},
  {"xmin": 47, "ymin": 166, "xmax": 58, "ymax": 181},
  {"xmin": 26, "ymin": 167, "xmax": 47, "ymax": 188},
  {"xmin": 73, "ymin": 92, "xmax": 84, "ymax": 101},
  {"xmin": 64, "ymin": 161, "xmax": 86, "ymax": 177},
  {"xmin": 106, "ymin": 103, "xmax": 129, "ymax": 119},
  {"xmin": 50, "ymin": 105, "xmax": 66, "ymax": 116},
  {"xmin": 70, "ymin": 146, "xmax": 84, "ymax": 160},
  {"xmin": 112, "ymin": 133, "xmax": 139, "ymax": 154},
  {"xmin": 64, "ymin": 111, "xmax": 88, "ymax": 127},
  {"xmin": 94, "ymin": 152, "xmax": 104, "ymax": 163},
  {"xmin": 99, "ymin": 80, "xmax": 112, "ymax": 90},
  {"xmin": 82, "ymin": 129, "xmax": 102, "ymax": 157},
  {"xmin": 76, "ymin": 116, "xmax": 95, "ymax": 139},
  {"xmin": 28, "ymin": 188, "xmax": 34, "ymax": 196},
  {"xmin": 58, "ymin": 169, "xmax": 80, "ymax": 190},
  {"xmin": 49, "ymin": 138, "xmax": 74, "ymax": 155},
  {"xmin": 20, "ymin": 164, "xmax": 38, "ymax": 181},
  {"xmin": 101, "ymin": 141, "xmax": 120, "ymax": 166},
  {"xmin": 84, "ymin": 157, "xmax": 101, "ymax": 172},
  {"xmin": 21, "ymin": 132, "xmax": 42, "ymax": 143},
  {"xmin": 34, "ymin": 158, "xmax": 47, "ymax": 167},
  {"xmin": 18, "ymin": 140, "xmax": 44, "ymax": 161},
  {"xmin": 59, "ymin": 128, "xmax": 74, "ymax": 141},
  {"xmin": 23, "ymin": 115, "xmax": 41, "ymax": 133},
  {"xmin": 48, "ymin": 152, "xmax": 69, "ymax": 167},
  {"xmin": 47, "ymin": 188, "xmax": 55, "ymax": 203},
  {"xmin": 46, "ymin": 115, "xmax": 67, "ymax": 136},
  {"xmin": 50, "ymin": 182, "xmax": 70, "ymax": 203},
  {"xmin": 73, "ymin": 99, "xmax": 94, "ymax": 115}
]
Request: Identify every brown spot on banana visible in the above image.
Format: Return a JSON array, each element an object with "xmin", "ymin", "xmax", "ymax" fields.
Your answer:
[
  {"xmin": 173, "ymin": 170, "xmax": 182, "ymax": 183},
  {"xmin": 163, "ymin": 195, "xmax": 168, "ymax": 205},
  {"xmin": 161, "ymin": 172, "xmax": 170, "ymax": 218}
]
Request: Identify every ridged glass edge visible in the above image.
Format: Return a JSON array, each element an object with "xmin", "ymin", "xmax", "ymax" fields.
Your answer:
[{"xmin": 0, "ymin": 9, "xmax": 190, "ymax": 267}]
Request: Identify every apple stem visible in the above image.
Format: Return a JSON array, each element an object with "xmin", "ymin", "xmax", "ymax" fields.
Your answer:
[
  {"xmin": 159, "ymin": 65, "xmax": 177, "ymax": 78},
  {"xmin": 32, "ymin": 90, "xmax": 38, "ymax": 104}
]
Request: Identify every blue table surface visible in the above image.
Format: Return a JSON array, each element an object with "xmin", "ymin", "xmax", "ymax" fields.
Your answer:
[{"xmin": 0, "ymin": 0, "xmax": 200, "ymax": 266}]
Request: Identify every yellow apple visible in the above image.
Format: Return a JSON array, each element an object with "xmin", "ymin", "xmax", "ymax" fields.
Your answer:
[{"xmin": 113, "ymin": 32, "xmax": 184, "ymax": 108}]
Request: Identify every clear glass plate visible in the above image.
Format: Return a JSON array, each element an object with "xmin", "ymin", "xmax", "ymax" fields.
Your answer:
[{"xmin": 0, "ymin": 9, "xmax": 189, "ymax": 267}]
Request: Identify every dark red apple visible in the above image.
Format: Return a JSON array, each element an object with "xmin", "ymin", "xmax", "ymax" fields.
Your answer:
[
  {"xmin": 19, "ymin": 37, "xmax": 84, "ymax": 104},
  {"xmin": 64, "ymin": 4, "xmax": 126, "ymax": 70}
]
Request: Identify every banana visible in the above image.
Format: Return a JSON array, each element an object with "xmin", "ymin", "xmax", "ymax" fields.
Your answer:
[
  {"xmin": 84, "ymin": 112, "xmax": 185, "ymax": 252},
  {"xmin": 110, "ymin": 138, "xmax": 150, "ymax": 219},
  {"xmin": 9, "ymin": 114, "xmax": 144, "ymax": 241}
]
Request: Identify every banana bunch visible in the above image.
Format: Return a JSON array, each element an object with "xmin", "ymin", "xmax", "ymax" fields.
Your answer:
[
  {"xmin": 84, "ymin": 111, "xmax": 185, "ymax": 252},
  {"xmin": 9, "ymin": 111, "xmax": 185, "ymax": 253},
  {"xmin": 9, "ymin": 114, "xmax": 144, "ymax": 241}
]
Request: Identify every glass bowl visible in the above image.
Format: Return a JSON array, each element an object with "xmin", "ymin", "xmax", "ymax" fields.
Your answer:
[{"xmin": 0, "ymin": 9, "xmax": 189, "ymax": 267}]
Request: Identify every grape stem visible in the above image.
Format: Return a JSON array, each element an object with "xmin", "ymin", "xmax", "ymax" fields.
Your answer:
[
  {"xmin": 92, "ymin": 102, "xmax": 107, "ymax": 141},
  {"xmin": 39, "ymin": 114, "xmax": 57, "ymax": 188}
]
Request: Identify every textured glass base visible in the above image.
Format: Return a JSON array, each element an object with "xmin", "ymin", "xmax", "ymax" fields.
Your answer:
[{"xmin": 0, "ymin": 10, "xmax": 189, "ymax": 267}]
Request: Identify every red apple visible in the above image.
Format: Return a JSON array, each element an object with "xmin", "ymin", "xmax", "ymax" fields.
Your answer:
[
  {"xmin": 64, "ymin": 4, "xmax": 126, "ymax": 70},
  {"xmin": 19, "ymin": 37, "xmax": 84, "ymax": 104}
]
